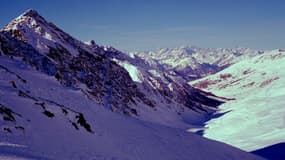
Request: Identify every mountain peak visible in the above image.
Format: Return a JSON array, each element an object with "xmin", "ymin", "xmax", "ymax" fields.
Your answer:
[
  {"xmin": 85, "ymin": 40, "xmax": 97, "ymax": 46},
  {"xmin": 1, "ymin": 9, "xmax": 46, "ymax": 32},
  {"xmin": 22, "ymin": 9, "xmax": 40, "ymax": 17},
  {"xmin": 0, "ymin": 9, "xmax": 91, "ymax": 56}
]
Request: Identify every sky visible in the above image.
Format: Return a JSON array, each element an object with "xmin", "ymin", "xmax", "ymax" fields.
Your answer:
[{"xmin": 0, "ymin": 0, "xmax": 284, "ymax": 52}]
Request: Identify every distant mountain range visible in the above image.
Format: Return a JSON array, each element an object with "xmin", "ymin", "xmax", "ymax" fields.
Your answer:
[{"xmin": 131, "ymin": 46, "xmax": 264, "ymax": 81}]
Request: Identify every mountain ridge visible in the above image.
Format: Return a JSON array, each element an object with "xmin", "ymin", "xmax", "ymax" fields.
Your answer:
[{"xmin": 131, "ymin": 46, "xmax": 264, "ymax": 81}]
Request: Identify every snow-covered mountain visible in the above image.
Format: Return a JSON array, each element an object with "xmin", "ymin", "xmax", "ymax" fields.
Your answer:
[
  {"xmin": 191, "ymin": 49, "xmax": 285, "ymax": 152},
  {"xmin": 0, "ymin": 9, "xmax": 225, "ymax": 129},
  {"xmin": 131, "ymin": 46, "xmax": 263, "ymax": 81},
  {"xmin": 0, "ymin": 9, "xmax": 152, "ymax": 116},
  {"xmin": 0, "ymin": 9, "xmax": 265, "ymax": 160}
]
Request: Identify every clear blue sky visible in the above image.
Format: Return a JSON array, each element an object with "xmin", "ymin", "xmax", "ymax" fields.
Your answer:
[{"xmin": 0, "ymin": 0, "xmax": 284, "ymax": 51}]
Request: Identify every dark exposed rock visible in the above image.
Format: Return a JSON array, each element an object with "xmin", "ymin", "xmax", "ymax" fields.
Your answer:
[
  {"xmin": 61, "ymin": 108, "xmax": 68, "ymax": 115},
  {"xmin": 3, "ymin": 127, "xmax": 12, "ymax": 133},
  {"xmin": 15, "ymin": 125, "xmax": 25, "ymax": 133},
  {"xmin": 71, "ymin": 122, "xmax": 79, "ymax": 130},
  {"xmin": 35, "ymin": 102, "xmax": 46, "ymax": 109},
  {"xmin": 130, "ymin": 108, "xmax": 138, "ymax": 116},
  {"xmin": 42, "ymin": 110, "xmax": 55, "ymax": 118},
  {"xmin": 0, "ymin": 103, "xmax": 17, "ymax": 122},
  {"xmin": 75, "ymin": 113, "xmax": 93, "ymax": 133},
  {"xmin": 10, "ymin": 80, "xmax": 17, "ymax": 88},
  {"xmin": 18, "ymin": 90, "xmax": 37, "ymax": 101}
]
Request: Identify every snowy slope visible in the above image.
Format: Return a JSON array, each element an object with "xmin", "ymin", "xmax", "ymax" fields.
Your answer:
[
  {"xmin": 191, "ymin": 49, "xmax": 285, "ymax": 151},
  {"xmin": 0, "ymin": 56, "xmax": 265, "ymax": 160}
]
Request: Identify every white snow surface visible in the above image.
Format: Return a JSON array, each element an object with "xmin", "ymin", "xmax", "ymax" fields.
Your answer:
[
  {"xmin": 118, "ymin": 61, "xmax": 142, "ymax": 82},
  {"xmin": 191, "ymin": 49, "xmax": 285, "ymax": 151},
  {"xmin": 0, "ymin": 55, "xmax": 264, "ymax": 160}
]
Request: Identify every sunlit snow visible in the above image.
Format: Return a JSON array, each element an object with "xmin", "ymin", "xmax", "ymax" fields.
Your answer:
[{"xmin": 192, "ymin": 49, "xmax": 285, "ymax": 151}]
